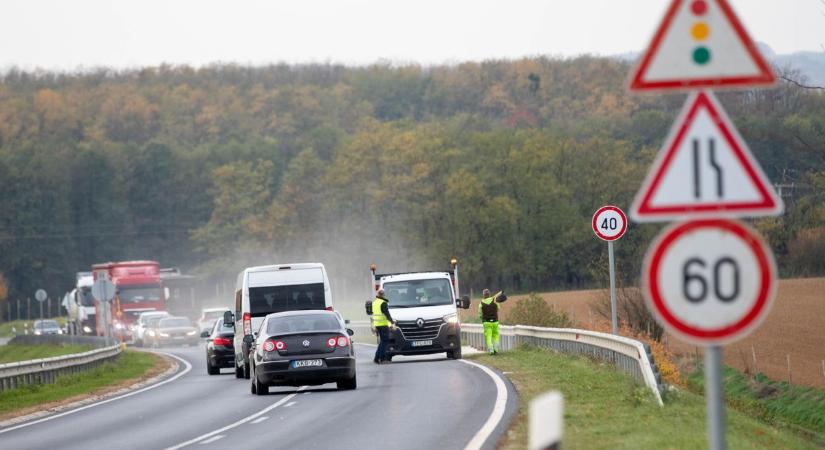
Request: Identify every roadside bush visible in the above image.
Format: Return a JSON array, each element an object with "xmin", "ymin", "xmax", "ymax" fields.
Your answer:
[
  {"xmin": 786, "ymin": 226, "xmax": 825, "ymax": 276},
  {"xmin": 595, "ymin": 286, "xmax": 664, "ymax": 341},
  {"xmin": 505, "ymin": 293, "xmax": 573, "ymax": 328}
]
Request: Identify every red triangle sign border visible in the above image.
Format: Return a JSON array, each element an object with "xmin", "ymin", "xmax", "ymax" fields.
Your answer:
[
  {"xmin": 629, "ymin": 0, "xmax": 776, "ymax": 91},
  {"xmin": 630, "ymin": 90, "xmax": 783, "ymax": 222}
]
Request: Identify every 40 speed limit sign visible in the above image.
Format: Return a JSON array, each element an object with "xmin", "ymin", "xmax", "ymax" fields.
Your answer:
[
  {"xmin": 592, "ymin": 205, "xmax": 627, "ymax": 241},
  {"xmin": 642, "ymin": 219, "xmax": 776, "ymax": 345}
]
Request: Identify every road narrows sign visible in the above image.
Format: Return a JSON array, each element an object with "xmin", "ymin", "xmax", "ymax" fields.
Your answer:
[
  {"xmin": 629, "ymin": 0, "xmax": 775, "ymax": 91},
  {"xmin": 592, "ymin": 206, "xmax": 627, "ymax": 241},
  {"xmin": 642, "ymin": 219, "xmax": 776, "ymax": 346},
  {"xmin": 629, "ymin": 90, "xmax": 782, "ymax": 222}
]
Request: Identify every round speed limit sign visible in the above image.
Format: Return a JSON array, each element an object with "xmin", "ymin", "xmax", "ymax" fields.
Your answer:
[
  {"xmin": 592, "ymin": 205, "xmax": 627, "ymax": 241},
  {"xmin": 642, "ymin": 219, "xmax": 777, "ymax": 345}
]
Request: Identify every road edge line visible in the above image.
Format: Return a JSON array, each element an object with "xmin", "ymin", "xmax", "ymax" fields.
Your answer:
[
  {"xmin": 459, "ymin": 359, "xmax": 509, "ymax": 450},
  {"xmin": 163, "ymin": 386, "xmax": 307, "ymax": 450},
  {"xmin": 0, "ymin": 350, "xmax": 191, "ymax": 434}
]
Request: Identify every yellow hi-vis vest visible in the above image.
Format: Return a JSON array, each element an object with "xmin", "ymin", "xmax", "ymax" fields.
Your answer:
[{"xmin": 372, "ymin": 297, "xmax": 389, "ymax": 327}]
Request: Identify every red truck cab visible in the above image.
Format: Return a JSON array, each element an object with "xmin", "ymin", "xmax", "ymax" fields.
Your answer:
[{"xmin": 92, "ymin": 260, "xmax": 166, "ymax": 340}]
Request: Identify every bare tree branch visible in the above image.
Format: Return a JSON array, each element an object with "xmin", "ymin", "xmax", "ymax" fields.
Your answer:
[{"xmin": 780, "ymin": 75, "xmax": 825, "ymax": 90}]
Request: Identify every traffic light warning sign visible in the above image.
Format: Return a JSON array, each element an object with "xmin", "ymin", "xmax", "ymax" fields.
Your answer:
[{"xmin": 629, "ymin": 0, "xmax": 775, "ymax": 91}]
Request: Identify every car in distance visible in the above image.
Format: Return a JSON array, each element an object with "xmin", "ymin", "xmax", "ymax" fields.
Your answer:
[
  {"xmin": 248, "ymin": 310, "xmax": 356, "ymax": 395},
  {"xmin": 203, "ymin": 318, "xmax": 235, "ymax": 375},
  {"xmin": 147, "ymin": 316, "xmax": 199, "ymax": 347},
  {"xmin": 33, "ymin": 319, "xmax": 62, "ymax": 335},
  {"xmin": 134, "ymin": 311, "xmax": 171, "ymax": 347},
  {"xmin": 197, "ymin": 307, "xmax": 229, "ymax": 335}
]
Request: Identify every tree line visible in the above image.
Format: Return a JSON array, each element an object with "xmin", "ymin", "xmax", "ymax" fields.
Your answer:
[{"xmin": 0, "ymin": 58, "xmax": 822, "ymax": 311}]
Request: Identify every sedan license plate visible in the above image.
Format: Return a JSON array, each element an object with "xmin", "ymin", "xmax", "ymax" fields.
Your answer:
[
  {"xmin": 292, "ymin": 359, "xmax": 323, "ymax": 368},
  {"xmin": 411, "ymin": 340, "xmax": 433, "ymax": 347},
  {"xmin": 173, "ymin": 336, "xmax": 184, "ymax": 340}
]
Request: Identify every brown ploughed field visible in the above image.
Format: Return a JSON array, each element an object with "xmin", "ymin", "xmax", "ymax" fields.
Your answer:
[{"xmin": 467, "ymin": 278, "xmax": 825, "ymax": 390}]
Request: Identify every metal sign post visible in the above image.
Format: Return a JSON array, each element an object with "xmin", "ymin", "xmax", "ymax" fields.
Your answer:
[
  {"xmin": 705, "ymin": 345, "xmax": 725, "ymax": 450},
  {"xmin": 592, "ymin": 206, "xmax": 628, "ymax": 335}
]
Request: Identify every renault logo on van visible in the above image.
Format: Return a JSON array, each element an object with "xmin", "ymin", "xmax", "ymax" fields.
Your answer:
[
  {"xmin": 416, "ymin": 318, "xmax": 424, "ymax": 328},
  {"xmin": 302, "ymin": 339, "xmax": 311, "ymax": 347}
]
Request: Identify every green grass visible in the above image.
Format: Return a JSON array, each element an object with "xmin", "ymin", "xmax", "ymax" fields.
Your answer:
[
  {"xmin": 0, "ymin": 343, "xmax": 96, "ymax": 364},
  {"xmin": 0, "ymin": 318, "xmax": 67, "ymax": 337},
  {"xmin": 472, "ymin": 345, "xmax": 818, "ymax": 450},
  {"xmin": 689, "ymin": 367, "xmax": 825, "ymax": 444},
  {"xmin": 0, "ymin": 350, "xmax": 159, "ymax": 415}
]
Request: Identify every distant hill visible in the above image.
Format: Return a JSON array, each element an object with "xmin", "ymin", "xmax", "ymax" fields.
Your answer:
[{"xmin": 613, "ymin": 42, "xmax": 825, "ymax": 87}]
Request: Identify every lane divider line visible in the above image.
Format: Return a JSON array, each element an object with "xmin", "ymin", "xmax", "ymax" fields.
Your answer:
[
  {"xmin": 0, "ymin": 351, "xmax": 192, "ymax": 435},
  {"xmin": 459, "ymin": 359, "xmax": 509, "ymax": 450},
  {"xmin": 163, "ymin": 386, "xmax": 307, "ymax": 450},
  {"xmin": 284, "ymin": 401, "xmax": 296, "ymax": 408},
  {"xmin": 250, "ymin": 416, "xmax": 269, "ymax": 424},
  {"xmin": 199, "ymin": 435, "xmax": 224, "ymax": 445}
]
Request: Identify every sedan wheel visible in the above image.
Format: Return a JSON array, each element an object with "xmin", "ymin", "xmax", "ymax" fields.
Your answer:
[
  {"xmin": 337, "ymin": 374, "xmax": 357, "ymax": 390},
  {"xmin": 251, "ymin": 365, "xmax": 268, "ymax": 395},
  {"xmin": 206, "ymin": 356, "xmax": 219, "ymax": 375}
]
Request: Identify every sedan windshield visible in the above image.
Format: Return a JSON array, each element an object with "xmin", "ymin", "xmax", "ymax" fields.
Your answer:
[
  {"xmin": 382, "ymin": 278, "xmax": 454, "ymax": 307},
  {"xmin": 159, "ymin": 318, "xmax": 192, "ymax": 328},
  {"xmin": 36, "ymin": 320, "xmax": 60, "ymax": 329},
  {"xmin": 267, "ymin": 314, "xmax": 341, "ymax": 335}
]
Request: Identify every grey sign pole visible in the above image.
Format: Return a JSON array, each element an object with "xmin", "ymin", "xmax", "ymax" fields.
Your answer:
[
  {"xmin": 705, "ymin": 345, "xmax": 726, "ymax": 450},
  {"xmin": 608, "ymin": 240, "xmax": 618, "ymax": 335}
]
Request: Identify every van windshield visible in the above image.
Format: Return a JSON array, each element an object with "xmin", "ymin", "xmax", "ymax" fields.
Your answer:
[
  {"xmin": 78, "ymin": 288, "xmax": 95, "ymax": 306},
  {"xmin": 382, "ymin": 279, "xmax": 454, "ymax": 308},
  {"xmin": 249, "ymin": 283, "xmax": 326, "ymax": 317}
]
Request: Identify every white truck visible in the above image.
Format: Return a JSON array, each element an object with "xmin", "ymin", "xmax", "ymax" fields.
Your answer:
[
  {"xmin": 369, "ymin": 259, "xmax": 471, "ymax": 360},
  {"xmin": 63, "ymin": 272, "xmax": 96, "ymax": 335}
]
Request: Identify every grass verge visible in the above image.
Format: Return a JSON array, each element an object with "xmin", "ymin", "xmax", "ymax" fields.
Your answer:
[
  {"xmin": 689, "ymin": 367, "xmax": 825, "ymax": 445},
  {"xmin": 0, "ymin": 350, "xmax": 160, "ymax": 416},
  {"xmin": 0, "ymin": 343, "xmax": 96, "ymax": 364},
  {"xmin": 471, "ymin": 345, "xmax": 818, "ymax": 449}
]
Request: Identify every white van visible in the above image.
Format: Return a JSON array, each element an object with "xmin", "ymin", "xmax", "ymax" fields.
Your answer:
[{"xmin": 226, "ymin": 263, "xmax": 333, "ymax": 379}]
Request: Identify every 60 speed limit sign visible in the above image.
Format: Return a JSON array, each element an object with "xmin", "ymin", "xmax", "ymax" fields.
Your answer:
[{"xmin": 642, "ymin": 219, "xmax": 776, "ymax": 345}]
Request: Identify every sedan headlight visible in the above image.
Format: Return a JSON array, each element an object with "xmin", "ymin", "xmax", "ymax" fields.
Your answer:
[
  {"xmin": 186, "ymin": 330, "xmax": 197, "ymax": 336},
  {"xmin": 83, "ymin": 326, "xmax": 92, "ymax": 333},
  {"xmin": 34, "ymin": 330, "xmax": 42, "ymax": 335},
  {"xmin": 147, "ymin": 330, "xmax": 155, "ymax": 337},
  {"xmin": 159, "ymin": 332, "xmax": 170, "ymax": 337},
  {"xmin": 443, "ymin": 313, "xmax": 458, "ymax": 324},
  {"xmin": 114, "ymin": 322, "xmax": 124, "ymax": 330}
]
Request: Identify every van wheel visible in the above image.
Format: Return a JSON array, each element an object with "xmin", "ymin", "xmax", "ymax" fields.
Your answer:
[
  {"xmin": 337, "ymin": 375, "xmax": 357, "ymax": 390},
  {"xmin": 447, "ymin": 348, "xmax": 462, "ymax": 360}
]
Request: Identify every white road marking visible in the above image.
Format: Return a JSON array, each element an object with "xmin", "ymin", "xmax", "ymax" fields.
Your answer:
[
  {"xmin": 283, "ymin": 401, "xmax": 296, "ymax": 408},
  {"xmin": 250, "ymin": 416, "xmax": 269, "ymax": 424},
  {"xmin": 163, "ymin": 387, "xmax": 307, "ymax": 450},
  {"xmin": 459, "ymin": 359, "xmax": 509, "ymax": 450},
  {"xmin": 0, "ymin": 351, "xmax": 192, "ymax": 435},
  {"xmin": 199, "ymin": 435, "xmax": 224, "ymax": 445}
]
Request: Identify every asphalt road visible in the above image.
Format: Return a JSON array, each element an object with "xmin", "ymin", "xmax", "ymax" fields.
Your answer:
[{"xmin": 0, "ymin": 343, "xmax": 516, "ymax": 450}]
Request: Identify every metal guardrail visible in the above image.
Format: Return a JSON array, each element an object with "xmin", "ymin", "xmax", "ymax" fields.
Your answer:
[
  {"xmin": 0, "ymin": 337, "xmax": 122, "ymax": 392},
  {"xmin": 348, "ymin": 320, "xmax": 663, "ymax": 405}
]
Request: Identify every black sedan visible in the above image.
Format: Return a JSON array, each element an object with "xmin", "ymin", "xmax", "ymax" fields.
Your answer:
[
  {"xmin": 248, "ymin": 310, "xmax": 356, "ymax": 395},
  {"xmin": 203, "ymin": 318, "xmax": 235, "ymax": 375}
]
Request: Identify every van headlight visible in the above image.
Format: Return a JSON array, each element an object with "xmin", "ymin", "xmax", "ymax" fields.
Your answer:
[
  {"xmin": 443, "ymin": 313, "xmax": 458, "ymax": 324},
  {"xmin": 83, "ymin": 326, "xmax": 92, "ymax": 333},
  {"xmin": 147, "ymin": 330, "xmax": 155, "ymax": 337}
]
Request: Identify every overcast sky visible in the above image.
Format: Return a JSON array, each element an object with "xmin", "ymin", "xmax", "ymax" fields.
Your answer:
[{"xmin": 1, "ymin": 0, "xmax": 823, "ymax": 70}]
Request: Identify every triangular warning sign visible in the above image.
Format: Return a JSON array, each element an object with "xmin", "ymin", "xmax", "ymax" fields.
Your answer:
[
  {"xmin": 630, "ymin": 91, "xmax": 783, "ymax": 222},
  {"xmin": 630, "ymin": 0, "xmax": 775, "ymax": 91}
]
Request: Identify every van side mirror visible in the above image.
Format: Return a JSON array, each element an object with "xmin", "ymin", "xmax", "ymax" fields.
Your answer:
[
  {"xmin": 460, "ymin": 295, "xmax": 471, "ymax": 309},
  {"xmin": 346, "ymin": 328, "xmax": 354, "ymax": 336},
  {"xmin": 344, "ymin": 319, "xmax": 350, "ymax": 324},
  {"xmin": 200, "ymin": 330, "xmax": 209, "ymax": 338},
  {"xmin": 224, "ymin": 311, "xmax": 235, "ymax": 325}
]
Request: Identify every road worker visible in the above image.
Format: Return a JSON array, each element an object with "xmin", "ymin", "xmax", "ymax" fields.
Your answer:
[
  {"xmin": 371, "ymin": 288, "xmax": 396, "ymax": 364},
  {"xmin": 478, "ymin": 288, "xmax": 507, "ymax": 355}
]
